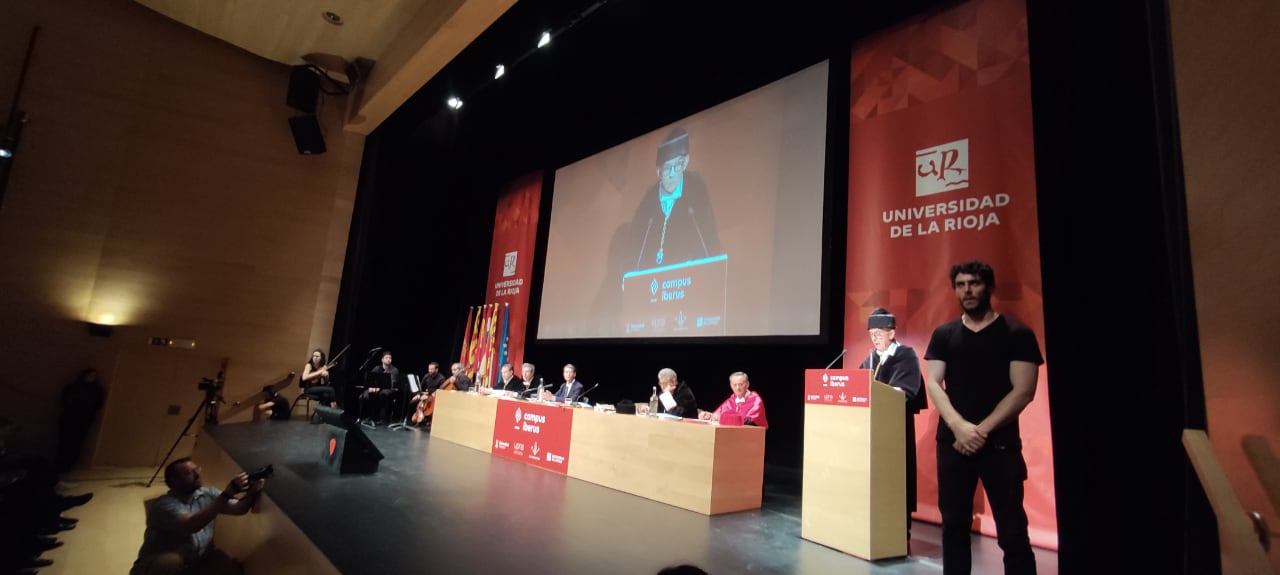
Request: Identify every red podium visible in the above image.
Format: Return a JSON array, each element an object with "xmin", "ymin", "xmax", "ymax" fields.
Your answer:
[{"xmin": 800, "ymin": 368, "xmax": 906, "ymax": 560}]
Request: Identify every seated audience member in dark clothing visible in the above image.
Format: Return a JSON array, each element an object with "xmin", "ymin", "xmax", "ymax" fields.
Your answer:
[{"xmin": 1, "ymin": 415, "xmax": 93, "ymax": 572}]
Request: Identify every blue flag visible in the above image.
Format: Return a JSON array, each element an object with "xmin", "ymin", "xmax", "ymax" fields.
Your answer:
[{"xmin": 497, "ymin": 303, "xmax": 510, "ymax": 371}]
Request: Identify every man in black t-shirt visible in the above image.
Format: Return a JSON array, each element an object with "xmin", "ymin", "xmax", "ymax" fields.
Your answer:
[{"xmin": 924, "ymin": 261, "xmax": 1043, "ymax": 575}]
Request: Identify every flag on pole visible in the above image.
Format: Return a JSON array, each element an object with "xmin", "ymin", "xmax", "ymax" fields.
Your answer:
[
  {"xmin": 484, "ymin": 303, "xmax": 500, "ymax": 386},
  {"xmin": 497, "ymin": 303, "xmax": 510, "ymax": 375},
  {"xmin": 478, "ymin": 303, "xmax": 496, "ymax": 384},
  {"xmin": 459, "ymin": 306, "xmax": 475, "ymax": 368},
  {"xmin": 467, "ymin": 304, "xmax": 484, "ymax": 375},
  {"xmin": 475, "ymin": 304, "xmax": 491, "ymax": 385}
]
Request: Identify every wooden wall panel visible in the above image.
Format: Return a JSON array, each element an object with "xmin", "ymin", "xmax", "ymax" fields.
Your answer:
[
  {"xmin": 1170, "ymin": 1, "xmax": 1280, "ymax": 570},
  {"xmin": 0, "ymin": 0, "xmax": 362, "ymax": 466}
]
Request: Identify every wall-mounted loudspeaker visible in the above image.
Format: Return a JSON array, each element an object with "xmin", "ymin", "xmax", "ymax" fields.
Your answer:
[
  {"xmin": 288, "ymin": 115, "xmax": 326, "ymax": 155},
  {"xmin": 287, "ymin": 66, "xmax": 320, "ymax": 114}
]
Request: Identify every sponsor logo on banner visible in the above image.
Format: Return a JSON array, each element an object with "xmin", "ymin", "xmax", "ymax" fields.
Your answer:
[
  {"xmin": 492, "ymin": 400, "xmax": 573, "ymax": 473},
  {"xmin": 804, "ymin": 370, "xmax": 870, "ymax": 407},
  {"xmin": 503, "ymin": 251, "xmax": 518, "ymax": 277},
  {"xmin": 915, "ymin": 138, "xmax": 969, "ymax": 197}
]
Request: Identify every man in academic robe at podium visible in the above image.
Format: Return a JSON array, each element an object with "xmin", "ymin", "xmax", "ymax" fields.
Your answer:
[{"xmin": 858, "ymin": 308, "xmax": 928, "ymax": 542}]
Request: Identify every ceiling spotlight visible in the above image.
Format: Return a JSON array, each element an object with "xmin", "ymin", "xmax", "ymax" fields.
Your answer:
[
  {"xmin": 446, "ymin": 96, "xmax": 463, "ymax": 110},
  {"xmin": 0, "ymin": 148, "xmax": 11, "ymax": 159},
  {"xmin": 538, "ymin": 31, "xmax": 551, "ymax": 48},
  {"xmin": 494, "ymin": 64, "xmax": 505, "ymax": 79}
]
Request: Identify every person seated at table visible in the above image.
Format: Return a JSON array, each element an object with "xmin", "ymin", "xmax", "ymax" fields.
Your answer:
[
  {"xmin": 497, "ymin": 363, "xmax": 524, "ymax": 394},
  {"xmin": 540, "ymin": 364, "xmax": 584, "ymax": 403},
  {"xmin": 519, "ymin": 363, "xmax": 541, "ymax": 396},
  {"xmin": 642, "ymin": 368, "xmax": 698, "ymax": 418},
  {"xmin": 698, "ymin": 371, "xmax": 768, "ymax": 427}
]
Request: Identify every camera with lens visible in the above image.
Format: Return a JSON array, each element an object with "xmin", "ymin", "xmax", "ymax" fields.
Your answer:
[
  {"xmin": 246, "ymin": 464, "xmax": 274, "ymax": 482},
  {"xmin": 197, "ymin": 377, "xmax": 224, "ymax": 392}
]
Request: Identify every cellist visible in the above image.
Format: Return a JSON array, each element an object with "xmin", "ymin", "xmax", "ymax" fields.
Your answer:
[{"xmin": 411, "ymin": 362, "xmax": 472, "ymax": 427}]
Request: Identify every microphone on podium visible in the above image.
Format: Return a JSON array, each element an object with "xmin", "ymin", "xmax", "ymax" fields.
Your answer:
[
  {"xmin": 633, "ymin": 217, "xmax": 655, "ymax": 272},
  {"xmin": 824, "ymin": 349, "xmax": 848, "ymax": 370},
  {"xmin": 688, "ymin": 206, "xmax": 710, "ymax": 258}
]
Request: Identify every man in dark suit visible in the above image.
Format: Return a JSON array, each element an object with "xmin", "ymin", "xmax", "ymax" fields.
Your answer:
[
  {"xmin": 519, "ymin": 363, "xmax": 540, "ymax": 397},
  {"xmin": 498, "ymin": 363, "xmax": 524, "ymax": 393},
  {"xmin": 858, "ymin": 308, "xmax": 928, "ymax": 543},
  {"xmin": 362, "ymin": 351, "xmax": 399, "ymax": 422},
  {"xmin": 541, "ymin": 364, "xmax": 584, "ymax": 403}
]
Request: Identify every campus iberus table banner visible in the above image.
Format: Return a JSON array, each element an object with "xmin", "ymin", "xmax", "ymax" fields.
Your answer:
[
  {"xmin": 492, "ymin": 400, "xmax": 573, "ymax": 474},
  {"xmin": 485, "ymin": 172, "xmax": 542, "ymax": 372},
  {"xmin": 844, "ymin": 0, "xmax": 1056, "ymax": 548}
]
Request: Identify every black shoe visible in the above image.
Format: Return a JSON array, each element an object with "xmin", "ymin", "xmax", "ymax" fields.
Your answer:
[
  {"xmin": 36, "ymin": 523, "xmax": 74, "ymax": 535},
  {"xmin": 32, "ymin": 536, "xmax": 63, "ymax": 552},
  {"xmin": 56, "ymin": 492, "xmax": 93, "ymax": 510}
]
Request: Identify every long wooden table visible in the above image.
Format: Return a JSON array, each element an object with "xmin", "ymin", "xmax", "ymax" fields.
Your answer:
[{"xmin": 431, "ymin": 391, "xmax": 766, "ymax": 515}]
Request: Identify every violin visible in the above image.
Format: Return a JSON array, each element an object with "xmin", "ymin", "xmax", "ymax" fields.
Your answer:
[{"xmin": 413, "ymin": 375, "xmax": 457, "ymax": 423}]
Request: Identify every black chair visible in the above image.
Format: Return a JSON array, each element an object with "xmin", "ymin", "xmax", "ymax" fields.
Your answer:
[{"xmin": 291, "ymin": 375, "xmax": 331, "ymax": 423}]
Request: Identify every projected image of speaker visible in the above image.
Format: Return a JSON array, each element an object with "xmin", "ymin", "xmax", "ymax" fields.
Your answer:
[
  {"xmin": 315, "ymin": 405, "xmax": 383, "ymax": 474},
  {"xmin": 288, "ymin": 114, "xmax": 326, "ymax": 155}
]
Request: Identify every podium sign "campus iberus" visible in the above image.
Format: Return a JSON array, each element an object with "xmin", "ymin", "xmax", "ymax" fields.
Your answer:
[
  {"xmin": 803, "ymin": 369, "xmax": 871, "ymax": 407},
  {"xmin": 491, "ymin": 400, "xmax": 574, "ymax": 474}
]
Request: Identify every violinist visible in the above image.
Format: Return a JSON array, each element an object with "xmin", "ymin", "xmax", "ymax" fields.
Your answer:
[
  {"xmin": 300, "ymin": 349, "xmax": 337, "ymax": 407},
  {"xmin": 448, "ymin": 362, "xmax": 473, "ymax": 392}
]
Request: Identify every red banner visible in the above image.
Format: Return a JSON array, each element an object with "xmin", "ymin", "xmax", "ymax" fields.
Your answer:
[
  {"xmin": 844, "ymin": 0, "xmax": 1056, "ymax": 548},
  {"xmin": 804, "ymin": 369, "xmax": 871, "ymax": 407},
  {"xmin": 485, "ymin": 172, "xmax": 542, "ymax": 372},
  {"xmin": 491, "ymin": 400, "xmax": 573, "ymax": 474}
]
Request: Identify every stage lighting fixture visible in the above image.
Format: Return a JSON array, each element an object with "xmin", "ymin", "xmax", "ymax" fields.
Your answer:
[
  {"xmin": 494, "ymin": 64, "xmax": 505, "ymax": 79},
  {"xmin": 538, "ymin": 31, "xmax": 552, "ymax": 48},
  {"xmin": 0, "ymin": 148, "xmax": 11, "ymax": 159},
  {"xmin": 447, "ymin": 96, "xmax": 463, "ymax": 110}
]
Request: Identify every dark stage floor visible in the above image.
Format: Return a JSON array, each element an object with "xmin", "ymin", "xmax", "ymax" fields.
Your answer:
[{"xmin": 207, "ymin": 421, "xmax": 1057, "ymax": 574}]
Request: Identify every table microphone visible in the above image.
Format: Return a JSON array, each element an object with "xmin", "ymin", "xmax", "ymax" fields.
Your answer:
[
  {"xmin": 824, "ymin": 349, "xmax": 848, "ymax": 370},
  {"xmin": 575, "ymin": 382, "xmax": 601, "ymax": 404}
]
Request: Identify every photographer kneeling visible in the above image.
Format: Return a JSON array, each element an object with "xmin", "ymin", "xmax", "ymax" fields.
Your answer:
[{"xmin": 131, "ymin": 458, "xmax": 266, "ymax": 575}]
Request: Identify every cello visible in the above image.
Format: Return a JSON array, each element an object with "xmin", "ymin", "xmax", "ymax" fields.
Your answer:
[{"xmin": 413, "ymin": 375, "xmax": 457, "ymax": 424}]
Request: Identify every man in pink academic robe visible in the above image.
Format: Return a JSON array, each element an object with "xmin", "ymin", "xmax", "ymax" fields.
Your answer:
[{"xmin": 699, "ymin": 372, "xmax": 767, "ymax": 428}]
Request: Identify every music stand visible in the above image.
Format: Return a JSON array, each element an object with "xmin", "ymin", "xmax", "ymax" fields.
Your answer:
[{"xmin": 387, "ymin": 375, "xmax": 420, "ymax": 431}]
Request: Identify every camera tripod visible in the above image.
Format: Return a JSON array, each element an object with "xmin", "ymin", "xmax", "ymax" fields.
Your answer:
[{"xmin": 146, "ymin": 384, "xmax": 223, "ymax": 487}]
